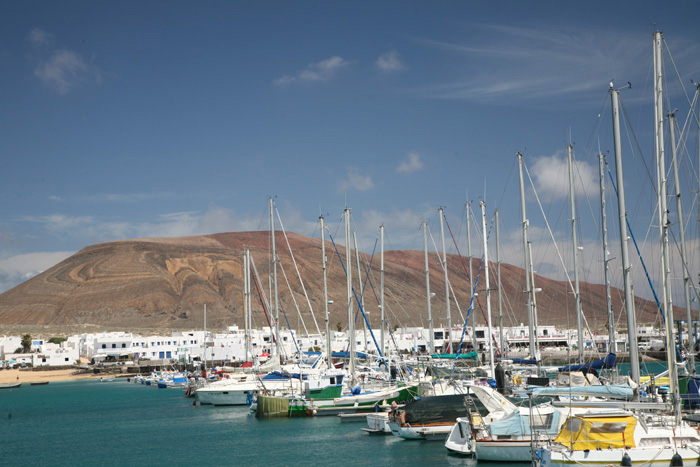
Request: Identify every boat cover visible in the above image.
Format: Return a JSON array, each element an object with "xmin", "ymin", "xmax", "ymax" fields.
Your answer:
[
  {"xmin": 430, "ymin": 351, "xmax": 478, "ymax": 360},
  {"xmin": 402, "ymin": 394, "xmax": 473, "ymax": 424},
  {"xmin": 530, "ymin": 383, "xmax": 634, "ymax": 399},
  {"xmin": 553, "ymin": 414, "xmax": 637, "ymax": 450},
  {"xmin": 487, "ymin": 407, "xmax": 561, "ymax": 437},
  {"xmin": 557, "ymin": 353, "xmax": 616, "ymax": 377}
]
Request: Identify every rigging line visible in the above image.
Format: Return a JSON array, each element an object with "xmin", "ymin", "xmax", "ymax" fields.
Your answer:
[
  {"xmin": 327, "ymin": 231, "xmax": 385, "ymax": 359},
  {"xmin": 277, "ymin": 257, "xmax": 310, "ymax": 337},
  {"xmin": 444, "ymin": 213, "xmax": 493, "ymax": 337},
  {"xmin": 606, "ymin": 166, "xmax": 665, "ymax": 320},
  {"xmin": 278, "ymin": 300, "xmax": 302, "ymax": 357},
  {"xmin": 663, "ymin": 37, "xmax": 700, "ymax": 129},
  {"xmin": 523, "ymin": 160, "xmax": 599, "ymax": 355},
  {"xmin": 427, "ymin": 226, "xmax": 466, "ymax": 323},
  {"xmin": 523, "ymin": 163, "xmax": 576, "ymax": 295},
  {"xmin": 250, "ymin": 255, "xmax": 284, "ymax": 358},
  {"xmin": 451, "ymin": 246, "xmax": 487, "ymax": 374},
  {"xmin": 275, "ymin": 208, "xmax": 322, "ymax": 338}
]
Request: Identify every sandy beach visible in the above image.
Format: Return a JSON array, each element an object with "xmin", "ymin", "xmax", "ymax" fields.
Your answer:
[{"xmin": 0, "ymin": 367, "xmax": 106, "ymax": 384}]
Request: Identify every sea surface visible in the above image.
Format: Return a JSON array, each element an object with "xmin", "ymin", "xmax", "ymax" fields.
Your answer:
[{"xmin": 0, "ymin": 361, "xmax": 676, "ymax": 466}]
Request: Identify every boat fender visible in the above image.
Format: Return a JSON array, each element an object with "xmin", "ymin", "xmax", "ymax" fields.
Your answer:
[
  {"xmin": 620, "ymin": 452, "xmax": 631, "ymax": 467},
  {"xmin": 670, "ymin": 453, "xmax": 683, "ymax": 466}
]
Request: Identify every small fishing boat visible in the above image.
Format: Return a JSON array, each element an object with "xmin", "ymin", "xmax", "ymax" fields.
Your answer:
[
  {"xmin": 0, "ymin": 382, "xmax": 21, "ymax": 389},
  {"xmin": 30, "ymin": 381, "xmax": 49, "ymax": 386}
]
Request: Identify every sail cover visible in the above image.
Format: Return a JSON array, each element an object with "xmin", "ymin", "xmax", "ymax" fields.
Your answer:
[{"xmin": 557, "ymin": 353, "xmax": 616, "ymax": 377}]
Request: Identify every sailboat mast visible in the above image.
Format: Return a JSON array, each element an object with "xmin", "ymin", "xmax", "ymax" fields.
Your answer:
[
  {"xmin": 610, "ymin": 84, "xmax": 640, "ymax": 385},
  {"xmin": 568, "ymin": 145, "xmax": 584, "ymax": 364},
  {"xmin": 380, "ymin": 224, "xmax": 385, "ymax": 357},
  {"xmin": 439, "ymin": 207, "xmax": 451, "ymax": 353},
  {"xmin": 653, "ymin": 31, "xmax": 680, "ymax": 416},
  {"xmin": 269, "ymin": 197, "xmax": 280, "ymax": 357},
  {"xmin": 598, "ymin": 154, "xmax": 616, "ymax": 353},
  {"xmin": 466, "ymin": 202, "xmax": 477, "ymax": 353},
  {"xmin": 344, "ymin": 208, "xmax": 356, "ymax": 386},
  {"xmin": 518, "ymin": 153, "xmax": 538, "ymax": 360},
  {"xmin": 669, "ymin": 112, "xmax": 695, "ymax": 372},
  {"xmin": 243, "ymin": 251, "xmax": 249, "ymax": 362},
  {"xmin": 480, "ymin": 201, "xmax": 495, "ymax": 375},
  {"xmin": 320, "ymin": 215, "xmax": 332, "ymax": 368},
  {"xmin": 496, "ymin": 209, "xmax": 505, "ymax": 359},
  {"xmin": 423, "ymin": 221, "xmax": 434, "ymax": 355}
]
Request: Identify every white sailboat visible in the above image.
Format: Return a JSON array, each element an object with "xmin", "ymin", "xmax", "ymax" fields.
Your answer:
[{"xmin": 538, "ymin": 32, "xmax": 700, "ymax": 467}]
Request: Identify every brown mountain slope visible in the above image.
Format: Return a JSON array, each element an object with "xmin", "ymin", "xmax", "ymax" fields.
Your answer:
[{"xmin": 0, "ymin": 231, "xmax": 661, "ymax": 332}]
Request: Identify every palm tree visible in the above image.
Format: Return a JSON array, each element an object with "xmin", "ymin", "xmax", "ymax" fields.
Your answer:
[{"xmin": 21, "ymin": 334, "xmax": 32, "ymax": 353}]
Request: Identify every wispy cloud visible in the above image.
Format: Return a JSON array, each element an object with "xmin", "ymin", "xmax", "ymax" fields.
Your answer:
[
  {"xmin": 274, "ymin": 56, "xmax": 351, "ymax": 86},
  {"xmin": 376, "ymin": 50, "xmax": 405, "ymax": 73},
  {"xmin": 28, "ymin": 28, "xmax": 53, "ymax": 46},
  {"xmin": 415, "ymin": 24, "xmax": 656, "ymax": 105},
  {"xmin": 338, "ymin": 168, "xmax": 374, "ymax": 193},
  {"xmin": 28, "ymin": 28, "xmax": 103, "ymax": 94},
  {"xmin": 397, "ymin": 152, "xmax": 424, "ymax": 174}
]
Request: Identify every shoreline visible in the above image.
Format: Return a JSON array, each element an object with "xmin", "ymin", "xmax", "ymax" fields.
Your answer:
[{"xmin": 0, "ymin": 367, "xmax": 106, "ymax": 384}]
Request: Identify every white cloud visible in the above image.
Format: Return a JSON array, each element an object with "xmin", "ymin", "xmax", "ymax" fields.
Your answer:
[
  {"xmin": 397, "ymin": 152, "xmax": 424, "ymax": 174},
  {"xmin": 376, "ymin": 50, "xmax": 405, "ymax": 73},
  {"xmin": 48, "ymin": 195, "xmax": 63, "ymax": 202},
  {"xmin": 34, "ymin": 49, "xmax": 102, "ymax": 95},
  {"xmin": 28, "ymin": 28, "xmax": 103, "ymax": 95},
  {"xmin": 0, "ymin": 251, "xmax": 75, "ymax": 293},
  {"xmin": 338, "ymin": 168, "xmax": 374, "ymax": 193},
  {"xmin": 529, "ymin": 152, "xmax": 597, "ymax": 199},
  {"xmin": 275, "ymin": 56, "xmax": 351, "ymax": 86},
  {"xmin": 28, "ymin": 28, "xmax": 53, "ymax": 46}
]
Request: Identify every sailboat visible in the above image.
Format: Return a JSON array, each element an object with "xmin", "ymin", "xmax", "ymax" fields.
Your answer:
[{"xmin": 537, "ymin": 32, "xmax": 700, "ymax": 467}]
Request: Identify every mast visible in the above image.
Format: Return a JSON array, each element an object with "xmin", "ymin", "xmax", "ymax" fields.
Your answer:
[
  {"xmin": 439, "ymin": 207, "xmax": 451, "ymax": 353},
  {"xmin": 466, "ymin": 202, "xmax": 477, "ymax": 353},
  {"xmin": 353, "ymin": 232, "xmax": 367, "ymax": 352},
  {"xmin": 653, "ymin": 30, "xmax": 680, "ymax": 417},
  {"xmin": 610, "ymin": 83, "xmax": 640, "ymax": 385},
  {"xmin": 669, "ymin": 112, "xmax": 694, "ymax": 372},
  {"xmin": 568, "ymin": 144, "xmax": 584, "ymax": 364},
  {"xmin": 518, "ymin": 153, "xmax": 540, "ymax": 361},
  {"xmin": 496, "ymin": 209, "xmax": 505, "ymax": 359},
  {"xmin": 380, "ymin": 224, "xmax": 385, "ymax": 357},
  {"xmin": 243, "ymin": 251, "xmax": 249, "ymax": 362},
  {"xmin": 598, "ymin": 154, "xmax": 616, "ymax": 353},
  {"xmin": 203, "ymin": 303, "xmax": 207, "ymax": 370},
  {"xmin": 320, "ymin": 215, "xmax": 332, "ymax": 368},
  {"xmin": 423, "ymin": 221, "xmax": 434, "ymax": 354},
  {"xmin": 269, "ymin": 197, "xmax": 280, "ymax": 357},
  {"xmin": 481, "ymin": 201, "xmax": 495, "ymax": 375},
  {"xmin": 344, "ymin": 208, "xmax": 356, "ymax": 386}
]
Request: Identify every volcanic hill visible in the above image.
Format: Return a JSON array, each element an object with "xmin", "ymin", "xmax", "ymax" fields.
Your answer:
[{"xmin": 0, "ymin": 231, "xmax": 660, "ymax": 332}]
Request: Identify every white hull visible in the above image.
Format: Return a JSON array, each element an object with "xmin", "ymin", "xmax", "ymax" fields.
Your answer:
[
  {"xmin": 444, "ymin": 419, "xmax": 474, "ymax": 455},
  {"xmin": 389, "ymin": 421, "xmax": 453, "ymax": 440},
  {"xmin": 363, "ymin": 413, "xmax": 391, "ymax": 434},
  {"xmin": 196, "ymin": 382, "xmax": 258, "ymax": 406},
  {"xmin": 541, "ymin": 446, "xmax": 700, "ymax": 467},
  {"xmin": 476, "ymin": 440, "xmax": 534, "ymax": 462}
]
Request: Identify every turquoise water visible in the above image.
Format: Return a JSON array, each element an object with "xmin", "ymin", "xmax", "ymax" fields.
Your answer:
[
  {"xmin": 3, "ymin": 362, "xmax": 674, "ymax": 466},
  {"xmin": 1, "ymin": 380, "xmax": 524, "ymax": 466}
]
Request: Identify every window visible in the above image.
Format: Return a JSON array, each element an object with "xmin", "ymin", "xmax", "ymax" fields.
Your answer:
[
  {"xmin": 102, "ymin": 344, "xmax": 106, "ymax": 349},
  {"xmin": 476, "ymin": 330, "xmax": 485, "ymax": 338},
  {"xmin": 65, "ymin": 357, "xmax": 69, "ymax": 361},
  {"xmin": 112, "ymin": 344, "xmax": 116, "ymax": 348},
  {"xmin": 122, "ymin": 343, "xmax": 126, "ymax": 348}
]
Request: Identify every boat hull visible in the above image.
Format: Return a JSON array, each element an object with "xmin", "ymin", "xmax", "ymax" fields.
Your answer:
[{"xmin": 540, "ymin": 446, "xmax": 700, "ymax": 467}]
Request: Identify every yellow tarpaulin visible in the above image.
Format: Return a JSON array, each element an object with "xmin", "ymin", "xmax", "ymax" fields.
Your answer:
[{"xmin": 554, "ymin": 415, "xmax": 637, "ymax": 450}]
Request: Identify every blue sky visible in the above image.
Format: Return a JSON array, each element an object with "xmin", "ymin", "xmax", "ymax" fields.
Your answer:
[{"xmin": 2, "ymin": 1, "xmax": 700, "ymax": 312}]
